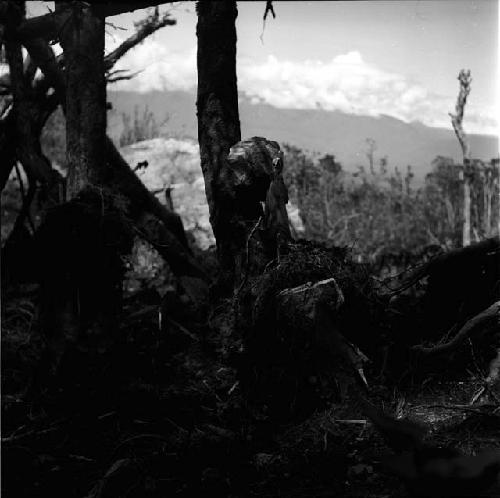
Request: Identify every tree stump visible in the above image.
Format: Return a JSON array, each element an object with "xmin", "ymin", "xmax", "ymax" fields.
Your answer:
[{"xmin": 235, "ymin": 242, "xmax": 373, "ymax": 420}]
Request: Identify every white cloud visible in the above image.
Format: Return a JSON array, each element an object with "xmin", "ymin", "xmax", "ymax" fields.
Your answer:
[
  {"xmin": 106, "ymin": 35, "xmax": 196, "ymax": 92},
  {"xmin": 239, "ymin": 51, "xmax": 497, "ymax": 135},
  {"xmin": 105, "ymin": 35, "xmax": 498, "ymax": 136}
]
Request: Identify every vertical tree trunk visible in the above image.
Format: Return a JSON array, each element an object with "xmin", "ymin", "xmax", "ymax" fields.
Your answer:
[
  {"xmin": 196, "ymin": 0, "xmax": 242, "ymax": 284},
  {"xmin": 462, "ymin": 170, "xmax": 471, "ymax": 245},
  {"xmin": 497, "ymin": 161, "xmax": 500, "ymax": 237},
  {"xmin": 449, "ymin": 70, "xmax": 472, "ymax": 247},
  {"xmin": 36, "ymin": 3, "xmax": 122, "ymax": 381},
  {"xmin": 58, "ymin": 1, "xmax": 106, "ymax": 197}
]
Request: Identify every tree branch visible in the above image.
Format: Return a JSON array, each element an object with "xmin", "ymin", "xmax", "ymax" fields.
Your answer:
[
  {"xmin": 1, "ymin": 6, "xmax": 174, "ymax": 90},
  {"xmin": 412, "ymin": 301, "xmax": 500, "ymax": 357},
  {"xmin": 106, "ymin": 69, "xmax": 142, "ymax": 84},
  {"xmin": 104, "ymin": 6, "xmax": 175, "ymax": 71},
  {"xmin": 92, "ymin": 2, "xmax": 172, "ymax": 18},
  {"xmin": 4, "ymin": 2, "xmax": 173, "ymax": 42}
]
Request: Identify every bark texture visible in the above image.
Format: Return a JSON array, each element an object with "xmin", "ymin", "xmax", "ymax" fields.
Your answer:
[
  {"xmin": 449, "ymin": 69, "xmax": 472, "ymax": 247},
  {"xmin": 58, "ymin": 2, "xmax": 106, "ymax": 197},
  {"xmin": 196, "ymin": 0, "xmax": 242, "ymax": 285}
]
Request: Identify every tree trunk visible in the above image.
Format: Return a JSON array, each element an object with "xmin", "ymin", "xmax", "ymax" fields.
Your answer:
[
  {"xmin": 58, "ymin": 2, "xmax": 106, "ymax": 197},
  {"xmin": 463, "ymin": 169, "xmax": 471, "ymax": 246},
  {"xmin": 35, "ymin": 3, "xmax": 121, "ymax": 381},
  {"xmin": 449, "ymin": 70, "xmax": 472, "ymax": 247},
  {"xmin": 196, "ymin": 0, "xmax": 242, "ymax": 286}
]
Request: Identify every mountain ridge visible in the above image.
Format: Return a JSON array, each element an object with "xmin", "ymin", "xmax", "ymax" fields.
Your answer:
[{"xmin": 108, "ymin": 89, "xmax": 498, "ymax": 178}]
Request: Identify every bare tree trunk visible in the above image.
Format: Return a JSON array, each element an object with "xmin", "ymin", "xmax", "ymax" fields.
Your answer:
[
  {"xmin": 449, "ymin": 70, "xmax": 472, "ymax": 247},
  {"xmin": 463, "ymin": 179, "xmax": 471, "ymax": 244},
  {"xmin": 196, "ymin": 0, "xmax": 242, "ymax": 286},
  {"xmin": 58, "ymin": 2, "xmax": 106, "ymax": 197},
  {"xmin": 497, "ymin": 161, "xmax": 500, "ymax": 237}
]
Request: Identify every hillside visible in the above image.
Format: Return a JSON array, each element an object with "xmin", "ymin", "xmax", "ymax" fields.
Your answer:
[{"xmin": 108, "ymin": 89, "xmax": 498, "ymax": 177}]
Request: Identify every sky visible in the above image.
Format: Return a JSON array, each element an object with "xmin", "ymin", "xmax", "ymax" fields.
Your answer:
[{"xmin": 26, "ymin": 1, "xmax": 499, "ymax": 135}]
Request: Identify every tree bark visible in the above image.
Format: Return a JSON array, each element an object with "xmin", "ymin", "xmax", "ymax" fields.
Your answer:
[
  {"xmin": 196, "ymin": 0, "xmax": 242, "ymax": 286},
  {"xmin": 33, "ymin": 3, "xmax": 123, "ymax": 382},
  {"xmin": 58, "ymin": 2, "xmax": 106, "ymax": 197},
  {"xmin": 449, "ymin": 70, "xmax": 472, "ymax": 247},
  {"xmin": 3, "ymin": 2, "xmax": 53, "ymax": 188}
]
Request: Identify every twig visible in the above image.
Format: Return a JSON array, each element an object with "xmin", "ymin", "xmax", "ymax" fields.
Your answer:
[
  {"xmin": 424, "ymin": 403, "xmax": 499, "ymax": 415},
  {"xmin": 165, "ymin": 317, "xmax": 198, "ymax": 341},
  {"xmin": 104, "ymin": 8, "xmax": 175, "ymax": 70},
  {"xmin": 260, "ymin": 1, "xmax": 276, "ymax": 44},
  {"xmin": 1, "ymin": 417, "xmax": 68, "ymax": 444},
  {"xmin": 235, "ymin": 216, "xmax": 263, "ymax": 295},
  {"xmin": 106, "ymin": 69, "xmax": 143, "ymax": 84}
]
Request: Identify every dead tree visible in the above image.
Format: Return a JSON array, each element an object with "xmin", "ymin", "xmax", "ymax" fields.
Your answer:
[
  {"xmin": 0, "ymin": 2, "xmax": 205, "ymax": 280},
  {"xmin": 449, "ymin": 69, "xmax": 472, "ymax": 247},
  {"xmin": 0, "ymin": 1, "xmax": 207, "ymax": 380}
]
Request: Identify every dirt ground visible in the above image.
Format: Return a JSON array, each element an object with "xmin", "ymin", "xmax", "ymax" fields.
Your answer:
[{"xmin": 2, "ymin": 265, "xmax": 499, "ymax": 498}]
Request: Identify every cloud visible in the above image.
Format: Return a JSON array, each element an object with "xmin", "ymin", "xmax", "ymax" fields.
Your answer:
[
  {"xmin": 239, "ymin": 51, "xmax": 497, "ymax": 135},
  {"xmin": 106, "ymin": 35, "xmax": 498, "ymax": 136},
  {"xmin": 106, "ymin": 35, "xmax": 197, "ymax": 92}
]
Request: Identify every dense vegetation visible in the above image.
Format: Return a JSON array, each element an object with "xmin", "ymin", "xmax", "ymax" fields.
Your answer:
[{"xmin": 283, "ymin": 144, "xmax": 499, "ymax": 260}]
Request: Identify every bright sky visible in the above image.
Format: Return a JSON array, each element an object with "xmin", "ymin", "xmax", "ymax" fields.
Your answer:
[{"xmin": 27, "ymin": 1, "xmax": 499, "ymax": 135}]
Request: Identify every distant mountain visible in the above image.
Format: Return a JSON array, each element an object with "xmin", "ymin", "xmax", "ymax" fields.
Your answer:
[{"xmin": 108, "ymin": 89, "xmax": 498, "ymax": 178}]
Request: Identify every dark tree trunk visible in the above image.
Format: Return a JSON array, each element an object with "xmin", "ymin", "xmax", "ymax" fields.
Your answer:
[
  {"xmin": 196, "ymin": 0, "xmax": 242, "ymax": 286},
  {"xmin": 34, "ymin": 3, "xmax": 122, "ymax": 380},
  {"xmin": 58, "ymin": 1, "xmax": 106, "ymax": 197},
  {"xmin": 3, "ymin": 2, "xmax": 53, "ymax": 188}
]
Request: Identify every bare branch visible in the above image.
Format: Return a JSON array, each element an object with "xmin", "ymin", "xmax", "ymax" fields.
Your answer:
[
  {"xmin": 23, "ymin": 53, "xmax": 37, "ymax": 84},
  {"xmin": 104, "ymin": 7, "xmax": 175, "ymax": 71},
  {"xmin": 106, "ymin": 69, "xmax": 143, "ymax": 83},
  {"xmin": 412, "ymin": 301, "xmax": 500, "ymax": 357},
  {"xmin": 1, "ymin": 6, "xmax": 175, "ymax": 91},
  {"xmin": 92, "ymin": 2, "xmax": 172, "ymax": 18},
  {"xmin": 449, "ymin": 69, "xmax": 472, "ymax": 162},
  {"xmin": 4, "ymin": 2, "xmax": 173, "ymax": 42}
]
